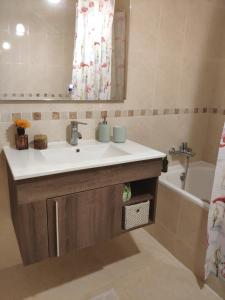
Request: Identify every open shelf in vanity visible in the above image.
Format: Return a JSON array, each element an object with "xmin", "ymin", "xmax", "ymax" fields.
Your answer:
[{"xmin": 122, "ymin": 178, "xmax": 158, "ymax": 232}]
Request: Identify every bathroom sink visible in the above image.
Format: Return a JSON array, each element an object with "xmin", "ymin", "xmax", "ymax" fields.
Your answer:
[
  {"xmin": 4, "ymin": 139, "xmax": 165, "ymax": 180},
  {"xmin": 40, "ymin": 142, "xmax": 130, "ymax": 164}
]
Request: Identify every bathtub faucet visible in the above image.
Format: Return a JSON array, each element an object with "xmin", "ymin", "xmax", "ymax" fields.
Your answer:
[
  {"xmin": 169, "ymin": 142, "xmax": 195, "ymax": 158},
  {"xmin": 169, "ymin": 142, "xmax": 195, "ymax": 190}
]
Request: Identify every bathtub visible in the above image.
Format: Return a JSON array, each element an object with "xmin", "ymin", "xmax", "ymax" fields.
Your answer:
[
  {"xmin": 148, "ymin": 160, "xmax": 225, "ymax": 298},
  {"xmin": 147, "ymin": 160, "xmax": 216, "ymax": 279},
  {"xmin": 159, "ymin": 161, "xmax": 215, "ymax": 210}
]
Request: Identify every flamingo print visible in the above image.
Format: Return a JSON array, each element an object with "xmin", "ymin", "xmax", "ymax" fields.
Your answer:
[
  {"xmin": 213, "ymin": 197, "xmax": 225, "ymax": 204},
  {"xmin": 220, "ymin": 131, "xmax": 225, "ymax": 148},
  {"xmin": 72, "ymin": 0, "xmax": 118, "ymax": 101},
  {"xmin": 206, "ymin": 123, "xmax": 225, "ymax": 282},
  {"xmin": 80, "ymin": 62, "xmax": 89, "ymax": 68},
  {"xmin": 221, "ymin": 264, "xmax": 225, "ymax": 279},
  {"xmin": 81, "ymin": 7, "xmax": 88, "ymax": 13}
]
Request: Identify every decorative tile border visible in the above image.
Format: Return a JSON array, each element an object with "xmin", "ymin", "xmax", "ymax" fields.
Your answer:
[
  {"xmin": 208, "ymin": 108, "xmax": 225, "ymax": 115},
  {"xmin": 0, "ymin": 107, "xmax": 225, "ymax": 123},
  {"xmin": 0, "ymin": 93, "xmax": 71, "ymax": 101},
  {"xmin": 0, "ymin": 93, "xmax": 123, "ymax": 103}
]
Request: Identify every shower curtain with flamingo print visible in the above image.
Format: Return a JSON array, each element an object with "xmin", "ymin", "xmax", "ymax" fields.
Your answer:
[
  {"xmin": 205, "ymin": 123, "xmax": 225, "ymax": 281},
  {"xmin": 72, "ymin": 0, "xmax": 115, "ymax": 100}
]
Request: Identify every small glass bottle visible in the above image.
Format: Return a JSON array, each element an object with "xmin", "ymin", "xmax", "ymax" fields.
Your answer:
[{"xmin": 15, "ymin": 127, "xmax": 29, "ymax": 150}]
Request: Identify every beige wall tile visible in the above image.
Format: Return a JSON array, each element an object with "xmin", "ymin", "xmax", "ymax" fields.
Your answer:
[
  {"xmin": 60, "ymin": 112, "xmax": 69, "ymax": 120},
  {"xmin": 129, "ymin": 0, "xmax": 160, "ymax": 58},
  {"xmin": 0, "ymin": 32, "xmax": 20, "ymax": 64},
  {"xmin": 158, "ymin": 0, "xmax": 187, "ymax": 58},
  {"xmin": 28, "ymin": 34, "xmax": 46, "ymax": 65},
  {"xmin": 69, "ymin": 112, "xmax": 77, "ymax": 120},
  {"xmin": 44, "ymin": 66, "xmax": 67, "ymax": 94},
  {"xmin": 148, "ymin": 182, "xmax": 209, "ymax": 281},
  {"xmin": 0, "ymin": 64, "xmax": 13, "ymax": 93},
  {"xmin": 63, "ymin": 35, "xmax": 74, "ymax": 66},
  {"xmin": 204, "ymin": 114, "xmax": 225, "ymax": 163},
  {"xmin": 52, "ymin": 112, "xmax": 60, "ymax": 120},
  {"xmin": 0, "ymin": 113, "xmax": 11, "ymax": 122},
  {"xmin": 128, "ymin": 110, "xmax": 134, "ymax": 117},
  {"xmin": 21, "ymin": 112, "xmax": 32, "ymax": 120},
  {"xmin": 155, "ymin": 185, "xmax": 181, "ymax": 234},
  {"xmin": 180, "ymin": 58, "xmax": 225, "ymax": 108},
  {"xmin": 13, "ymin": 64, "xmax": 30, "ymax": 93},
  {"xmin": 12, "ymin": 113, "xmax": 21, "ymax": 121},
  {"xmin": 27, "ymin": 65, "xmax": 47, "ymax": 93},
  {"xmin": 86, "ymin": 111, "xmax": 93, "ymax": 119},
  {"xmin": 172, "ymin": 238, "xmax": 206, "ymax": 280},
  {"xmin": 115, "ymin": 110, "xmax": 122, "ymax": 118},
  {"xmin": 154, "ymin": 55, "xmax": 182, "ymax": 108},
  {"xmin": 184, "ymin": 1, "xmax": 217, "ymax": 60},
  {"xmin": 146, "ymin": 222, "xmax": 176, "ymax": 254},
  {"xmin": 32, "ymin": 112, "xmax": 41, "ymax": 120},
  {"xmin": 45, "ymin": 34, "xmax": 64, "ymax": 67},
  {"xmin": 207, "ymin": 274, "xmax": 225, "ymax": 299},
  {"xmin": 176, "ymin": 200, "xmax": 208, "ymax": 248},
  {"xmin": 126, "ymin": 54, "xmax": 157, "ymax": 108}
]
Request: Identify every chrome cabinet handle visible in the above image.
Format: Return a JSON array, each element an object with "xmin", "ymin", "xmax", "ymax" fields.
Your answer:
[{"xmin": 55, "ymin": 201, "xmax": 60, "ymax": 257}]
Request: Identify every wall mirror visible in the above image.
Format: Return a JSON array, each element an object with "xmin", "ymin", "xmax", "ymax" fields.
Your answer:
[{"xmin": 0, "ymin": 0, "xmax": 130, "ymax": 102}]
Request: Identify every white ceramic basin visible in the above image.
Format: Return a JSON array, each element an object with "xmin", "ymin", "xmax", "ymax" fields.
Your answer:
[
  {"xmin": 41, "ymin": 142, "xmax": 130, "ymax": 164},
  {"xmin": 4, "ymin": 139, "xmax": 166, "ymax": 180}
]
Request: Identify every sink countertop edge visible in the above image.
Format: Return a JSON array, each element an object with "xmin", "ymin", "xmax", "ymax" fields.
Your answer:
[{"xmin": 3, "ymin": 139, "xmax": 166, "ymax": 181}]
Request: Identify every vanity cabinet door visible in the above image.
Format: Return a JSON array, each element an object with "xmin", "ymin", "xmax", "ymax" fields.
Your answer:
[
  {"xmin": 47, "ymin": 184, "xmax": 123, "ymax": 257},
  {"xmin": 15, "ymin": 201, "xmax": 49, "ymax": 265}
]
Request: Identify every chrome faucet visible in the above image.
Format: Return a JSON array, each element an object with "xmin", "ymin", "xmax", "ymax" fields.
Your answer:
[
  {"xmin": 169, "ymin": 142, "xmax": 195, "ymax": 158},
  {"xmin": 169, "ymin": 142, "xmax": 196, "ymax": 190},
  {"xmin": 70, "ymin": 121, "xmax": 87, "ymax": 146}
]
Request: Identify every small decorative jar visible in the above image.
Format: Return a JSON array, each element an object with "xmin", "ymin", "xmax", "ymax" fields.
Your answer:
[
  {"xmin": 14, "ymin": 119, "xmax": 31, "ymax": 150},
  {"xmin": 34, "ymin": 134, "xmax": 48, "ymax": 150}
]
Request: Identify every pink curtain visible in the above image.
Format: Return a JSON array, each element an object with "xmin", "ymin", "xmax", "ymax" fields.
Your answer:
[
  {"xmin": 205, "ymin": 123, "xmax": 225, "ymax": 281},
  {"xmin": 72, "ymin": 0, "xmax": 115, "ymax": 100}
]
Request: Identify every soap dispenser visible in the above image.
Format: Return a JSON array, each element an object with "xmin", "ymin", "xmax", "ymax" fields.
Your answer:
[{"xmin": 98, "ymin": 115, "xmax": 111, "ymax": 143}]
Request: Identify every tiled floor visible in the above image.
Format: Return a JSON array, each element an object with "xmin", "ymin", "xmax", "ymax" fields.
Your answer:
[{"xmin": 0, "ymin": 211, "xmax": 222, "ymax": 300}]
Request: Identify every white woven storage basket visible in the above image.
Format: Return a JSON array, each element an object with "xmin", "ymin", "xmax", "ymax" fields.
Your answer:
[{"xmin": 124, "ymin": 201, "xmax": 150, "ymax": 230}]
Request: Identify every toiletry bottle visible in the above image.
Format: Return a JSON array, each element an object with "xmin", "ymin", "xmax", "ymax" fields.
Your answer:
[{"xmin": 98, "ymin": 116, "xmax": 111, "ymax": 143}]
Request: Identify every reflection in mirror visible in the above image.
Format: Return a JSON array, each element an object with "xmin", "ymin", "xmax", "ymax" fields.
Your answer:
[{"xmin": 0, "ymin": 0, "xmax": 130, "ymax": 102}]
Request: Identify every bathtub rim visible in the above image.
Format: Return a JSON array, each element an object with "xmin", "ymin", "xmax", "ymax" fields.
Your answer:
[{"xmin": 159, "ymin": 161, "xmax": 215, "ymax": 211}]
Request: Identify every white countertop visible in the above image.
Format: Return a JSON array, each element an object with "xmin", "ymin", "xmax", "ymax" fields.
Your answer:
[{"xmin": 4, "ymin": 139, "xmax": 166, "ymax": 181}]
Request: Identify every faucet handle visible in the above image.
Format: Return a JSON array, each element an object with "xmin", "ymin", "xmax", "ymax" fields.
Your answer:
[
  {"xmin": 180, "ymin": 142, "xmax": 188, "ymax": 150},
  {"xmin": 71, "ymin": 121, "xmax": 88, "ymax": 128},
  {"xmin": 77, "ymin": 121, "xmax": 88, "ymax": 125},
  {"xmin": 169, "ymin": 147, "xmax": 176, "ymax": 155}
]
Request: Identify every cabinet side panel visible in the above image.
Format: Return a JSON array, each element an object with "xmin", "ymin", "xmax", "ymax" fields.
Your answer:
[
  {"xmin": 149, "ymin": 178, "xmax": 159, "ymax": 223},
  {"xmin": 16, "ymin": 201, "xmax": 49, "ymax": 264},
  {"xmin": 6, "ymin": 164, "xmax": 17, "ymax": 227}
]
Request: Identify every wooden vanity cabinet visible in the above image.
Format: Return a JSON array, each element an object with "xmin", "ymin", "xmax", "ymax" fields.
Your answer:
[
  {"xmin": 47, "ymin": 185, "xmax": 123, "ymax": 257},
  {"xmin": 6, "ymin": 159, "xmax": 162, "ymax": 265}
]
